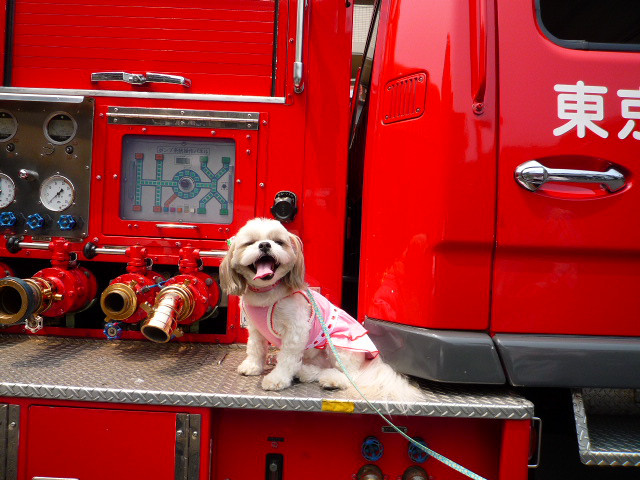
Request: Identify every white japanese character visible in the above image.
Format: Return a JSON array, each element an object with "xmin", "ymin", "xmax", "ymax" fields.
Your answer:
[
  {"xmin": 617, "ymin": 87, "xmax": 640, "ymax": 140},
  {"xmin": 553, "ymin": 81, "xmax": 608, "ymax": 138}
]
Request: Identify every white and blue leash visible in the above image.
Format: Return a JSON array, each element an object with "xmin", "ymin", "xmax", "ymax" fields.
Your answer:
[{"xmin": 305, "ymin": 288, "xmax": 488, "ymax": 480}]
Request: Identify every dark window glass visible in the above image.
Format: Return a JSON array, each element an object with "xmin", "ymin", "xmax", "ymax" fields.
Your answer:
[{"xmin": 538, "ymin": 0, "xmax": 640, "ymax": 50}]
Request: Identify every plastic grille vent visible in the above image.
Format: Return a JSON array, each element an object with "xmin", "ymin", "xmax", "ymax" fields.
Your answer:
[{"xmin": 382, "ymin": 72, "xmax": 427, "ymax": 124}]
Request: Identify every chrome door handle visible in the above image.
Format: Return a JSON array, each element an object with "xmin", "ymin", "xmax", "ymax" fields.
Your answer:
[
  {"xmin": 515, "ymin": 160, "xmax": 626, "ymax": 193},
  {"xmin": 145, "ymin": 72, "xmax": 191, "ymax": 87},
  {"xmin": 91, "ymin": 71, "xmax": 146, "ymax": 84},
  {"xmin": 91, "ymin": 71, "xmax": 191, "ymax": 87}
]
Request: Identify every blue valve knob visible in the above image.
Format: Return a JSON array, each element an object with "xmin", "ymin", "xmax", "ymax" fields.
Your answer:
[
  {"xmin": 0, "ymin": 212, "xmax": 16, "ymax": 227},
  {"xmin": 57, "ymin": 215, "xmax": 76, "ymax": 231},
  {"xmin": 362, "ymin": 436, "xmax": 384, "ymax": 461},
  {"xmin": 26, "ymin": 213, "xmax": 45, "ymax": 230},
  {"xmin": 408, "ymin": 437, "xmax": 430, "ymax": 463},
  {"xmin": 104, "ymin": 322, "xmax": 123, "ymax": 340}
]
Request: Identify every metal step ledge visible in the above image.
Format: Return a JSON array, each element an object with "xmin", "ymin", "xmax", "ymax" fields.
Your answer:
[
  {"xmin": 573, "ymin": 388, "xmax": 640, "ymax": 466},
  {"xmin": 0, "ymin": 334, "xmax": 533, "ymax": 418}
]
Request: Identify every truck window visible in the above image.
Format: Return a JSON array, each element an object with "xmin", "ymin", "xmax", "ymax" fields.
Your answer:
[{"xmin": 537, "ymin": 0, "xmax": 640, "ymax": 51}]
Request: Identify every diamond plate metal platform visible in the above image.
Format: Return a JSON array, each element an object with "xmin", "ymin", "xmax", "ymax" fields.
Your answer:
[
  {"xmin": 0, "ymin": 334, "xmax": 533, "ymax": 418},
  {"xmin": 573, "ymin": 388, "xmax": 640, "ymax": 466}
]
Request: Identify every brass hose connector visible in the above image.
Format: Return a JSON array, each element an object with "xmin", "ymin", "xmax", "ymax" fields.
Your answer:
[
  {"xmin": 140, "ymin": 284, "xmax": 194, "ymax": 343},
  {"xmin": 0, "ymin": 277, "xmax": 56, "ymax": 325},
  {"xmin": 100, "ymin": 282, "xmax": 138, "ymax": 321}
]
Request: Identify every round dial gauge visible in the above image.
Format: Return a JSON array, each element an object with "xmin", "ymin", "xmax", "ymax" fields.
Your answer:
[
  {"xmin": 0, "ymin": 174, "xmax": 15, "ymax": 208},
  {"xmin": 0, "ymin": 111, "xmax": 17, "ymax": 141},
  {"xmin": 44, "ymin": 112, "xmax": 77, "ymax": 144},
  {"xmin": 40, "ymin": 175, "xmax": 75, "ymax": 212}
]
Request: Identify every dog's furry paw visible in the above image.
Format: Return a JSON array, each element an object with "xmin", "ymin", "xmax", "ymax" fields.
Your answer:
[
  {"xmin": 237, "ymin": 357, "xmax": 264, "ymax": 376},
  {"xmin": 296, "ymin": 364, "xmax": 322, "ymax": 383},
  {"xmin": 261, "ymin": 371, "xmax": 293, "ymax": 391},
  {"xmin": 318, "ymin": 369, "xmax": 350, "ymax": 390}
]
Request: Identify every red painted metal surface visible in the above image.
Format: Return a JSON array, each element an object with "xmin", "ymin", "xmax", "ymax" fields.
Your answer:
[
  {"xmin": 0, "ymin": 396, "xmax": 529, "ymax": 480},
  {"xmin": 491, "ymin": 0, "xmax": 640, "ymax": 336},
  {"xmin": 0, "ymin": 397, "xmax": 211, "ymax": 480},
  {"xmin": 11, "ymin": 0, "xmax": 282, "ymax": 96},
  {"xmin": 213, "ymin": 409, "xmax": 528, "ymax": 480},
  {"xmin": 27, "ymin": 406, "xmax": 179, "ymax": 479},
  {"xmin": 359, "ymin": 0, "xmax": 497, "ymax": 330},
  {"xmin": 497, "ymin": 420, "xmax": 531, "ymax": 480}
]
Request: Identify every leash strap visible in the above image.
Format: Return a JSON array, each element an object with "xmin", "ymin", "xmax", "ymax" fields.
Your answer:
[{"xmin": 305, "ymin": 288, "xmax": 489, "ymax": 480}]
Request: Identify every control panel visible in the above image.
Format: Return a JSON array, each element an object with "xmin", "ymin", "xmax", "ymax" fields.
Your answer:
[
  {"xmin": 120, "ymin": 135, "xmax": 236, "ymax": 224},
  {"xmin": 0, "ymin": 98, "xmax": 93, "ymax": 238}
]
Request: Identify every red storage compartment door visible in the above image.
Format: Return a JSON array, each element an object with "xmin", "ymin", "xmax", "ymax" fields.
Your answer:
[
  {"xmin": 26, "ymin": 406, "xmax": 183, "ymax": 480},
  {"xmin": 10, "ymin": 0, "xmax": 282, "ymax": 96},
  {"xmin": 493, "ymin": 1, "xmax": 640, "ymax": 336}
]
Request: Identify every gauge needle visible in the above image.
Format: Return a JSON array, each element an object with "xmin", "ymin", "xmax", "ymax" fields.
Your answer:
[{"xmin": 54, "ymin": 188, "xmax": 64, "ymax": 198}]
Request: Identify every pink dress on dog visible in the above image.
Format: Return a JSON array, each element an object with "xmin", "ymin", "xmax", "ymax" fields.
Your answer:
[{"xmin": 241, "ymin": 289, "xmax": 379, "ymax": 359}]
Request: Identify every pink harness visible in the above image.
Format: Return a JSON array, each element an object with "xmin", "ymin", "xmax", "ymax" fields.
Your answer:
[{"xmin": 242, "ymin": 289, "xmax": 379, "ymax": 359}]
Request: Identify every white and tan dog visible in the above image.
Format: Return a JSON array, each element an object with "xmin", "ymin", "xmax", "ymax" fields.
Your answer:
[{"xmin": 220, "ymin": 218, "xmax": 423, "ymax": 402}]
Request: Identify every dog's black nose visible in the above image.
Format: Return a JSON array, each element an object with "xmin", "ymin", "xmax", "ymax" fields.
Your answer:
[{"xmin": 259, "ymin": 241, "xmax": 271, "ymax": 251}]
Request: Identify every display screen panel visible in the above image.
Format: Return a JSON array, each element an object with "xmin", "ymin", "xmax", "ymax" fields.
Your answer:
[{"xmin": 120, "ymin": 136, "xmax": 235, "ymax": 224}]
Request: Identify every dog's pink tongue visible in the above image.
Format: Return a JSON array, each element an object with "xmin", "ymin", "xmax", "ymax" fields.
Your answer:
[{"xmin": 253, "ymin": 258, "xmax": 275, "ymax": 280}]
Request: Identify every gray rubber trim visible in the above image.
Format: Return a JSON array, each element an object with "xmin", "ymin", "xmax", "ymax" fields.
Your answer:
[
  {"xmin": 494, "ymin": 334, "xmax": 640, "ymax": 388},
  {"xmin": 364, "ymin": 318, "xmax": 506, "ymax": 384}
]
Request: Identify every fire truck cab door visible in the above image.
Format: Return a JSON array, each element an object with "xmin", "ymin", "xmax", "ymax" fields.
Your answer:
[{"xmin": 492, "ymin": 1, "xmax": 640, "ymax": 337}]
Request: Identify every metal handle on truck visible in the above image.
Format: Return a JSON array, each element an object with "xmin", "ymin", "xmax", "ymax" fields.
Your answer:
[
  {"xmin": 91, "ymin": 71, "xmax": 191, "ymax": 87},
  {"xmin": 515, "ymin": 160, "xmax": 626, "ymax": 193},
  {"xmin": 293, "ymin": 0, "xmax": 306, "ymax": 93},
  {"xmin": 470, "ymin": 0, "xmax": 487, "ymax": 114}
]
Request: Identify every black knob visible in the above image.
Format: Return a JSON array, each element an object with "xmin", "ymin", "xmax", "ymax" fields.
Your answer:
[
  {"xmin": 5, "ymin": 236, "xmax": 21, "ymax": 254},
  {"xmin": 83, "ymin": 242, "xmax": 97, "ymax": 259},
  {"xmin": 270, "ymin": 191, "xmax": 298, "ymax": 223}
]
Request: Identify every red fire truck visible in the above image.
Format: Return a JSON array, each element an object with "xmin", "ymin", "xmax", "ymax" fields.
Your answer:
[{"xmin": 0, "ymin": 0, "xmax": 637, "ymax": 478}]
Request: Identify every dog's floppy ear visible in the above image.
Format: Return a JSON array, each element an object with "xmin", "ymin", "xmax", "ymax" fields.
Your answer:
[
  {"xmin": 219, "ymin": 237, "xmax": 246, "ymax": 296},
  {"xmin": 284, "ymin": 233, "xmax": 306, "ymax": 291}
]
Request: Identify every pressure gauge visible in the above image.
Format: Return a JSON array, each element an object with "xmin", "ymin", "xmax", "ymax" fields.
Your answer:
[
  {"xmin": 0, "ymin": 174, "xmax": 15, "ymax": 208},
  {"xmin": 40, "ymin": 175, "xmax": 75, "ymax": 211},
  {"xmin": 44, "ymin": 112, "xmax": 77, "ymax": 144},
  {"xmin": 0, "ymin": 111, "xmax": 17, "ymax": 141}
]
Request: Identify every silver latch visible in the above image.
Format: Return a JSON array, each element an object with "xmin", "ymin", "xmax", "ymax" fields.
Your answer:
[
  {"xmin": 515, "ymin": 160, "xmax": 626, "ymax": 193},
  {"xmin": 91, "ymin": 72, "xmax": 191, "ymax": 87}
]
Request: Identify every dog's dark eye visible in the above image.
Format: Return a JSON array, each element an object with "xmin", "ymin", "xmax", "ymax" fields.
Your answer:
[
  {"xmin": 274, "ymin": 240, "xmax": 285, "ymax": 246},
  {"xmin": 243, "ymin": 242, "xmax": 253, "ymax": 247}
]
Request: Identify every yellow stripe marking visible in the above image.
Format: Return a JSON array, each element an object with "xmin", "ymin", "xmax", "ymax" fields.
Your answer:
[{"xmin": 321, "ymin": 400, "xmax": 355, "ymax": 413}]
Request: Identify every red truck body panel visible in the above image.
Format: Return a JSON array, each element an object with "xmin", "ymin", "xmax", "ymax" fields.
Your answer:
[
  {"xmin": 492, "ymin": 0, "xmax": 640, "ymax": 337},
  {"xmin": 359, "ymin": 0, "xmax": 640, "ymax": 343},
  {"xmin": 359, "ymin": 0, "xmax": 497, "ymax": 331}
]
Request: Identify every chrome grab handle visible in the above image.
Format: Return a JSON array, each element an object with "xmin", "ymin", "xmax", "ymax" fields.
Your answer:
[
  {"xmin": 91, "ymin": 71, "xmax": 146, "ymax": 84},
  {"xmin": 145, "ymin": 72, "xmax": 192, "ymax": 87},
  {"xmin": 33, "ymin": 477, "xmax": 80, "ymax": 480},
  {"xmin": 293, "ymin": 0, "xmax": 306, "ymax": 93},
  {"xmin": 515, "ymin": 160, "xmax": 626, "ymax": 193},
  {"xmin": 91, "ymin": 72, "xmax": 191, "ymax": 87},
  {"xmin": 156, "ymin": 223, "xmax": 198, "ymax": 229}
]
